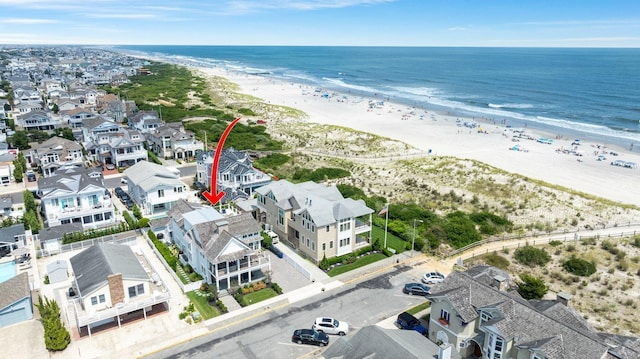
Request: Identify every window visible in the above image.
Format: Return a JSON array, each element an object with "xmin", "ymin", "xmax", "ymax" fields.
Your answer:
[
  {"xmin": 329, "ymin": 241, "xmax": 333, "ymax": 249},
  {"xmin": 128, "ymin": 283, "xmax": 145, "ymax": 298},
  {"xmin": 98, "ymin": 294, "xmax": 105, "ymax": 303},
  {"xmin": 158, "ymin": 189, "xmax": 165, "ymax": 198},
  {"xmin": 326, "ymin": 226, "xmax": 330, "ymax": 232},
  {"xmin": 91, "ymin": 296, "xmax": 98, "ymax": 305},
  {"xmin": 278, "ymin": 209, "xmax": 285, "ymax": 226},
  {"xmin": 94, "ymin": 213, "xmax": 104, "ymax": 222},
  {"xmin": 306, "ymin": 238, "xmax": 310, "ymax": 247},
  {"xmin": 311, "ymin": 242, "xmax": 315, "ymax": 251},
  {"xmin": 487, "ymin": 333, "xmax": 504, "ymax": 359},
  {"xmin": 440, "ymin": 309, "xmax": 450, "ymax": 323},
  {"xmin": 339, "ymin": 237, "xmax": 351, "ymax": 247},
  {"xmin": 480, "ymin": 311, "xmax": 492, "ymax": 323},
  {"xmin": 322, "ymin": 243, "xmax": 326, "ymax": 251},
  {"xmin": 339, "ymin": 218, "xmax": 351, "ymax": 232}
]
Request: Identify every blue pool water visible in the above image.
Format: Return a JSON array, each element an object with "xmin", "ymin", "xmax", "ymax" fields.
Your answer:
[{"xmin": 0, "ymin": 261, "xmax": 16, "ymax": 284}]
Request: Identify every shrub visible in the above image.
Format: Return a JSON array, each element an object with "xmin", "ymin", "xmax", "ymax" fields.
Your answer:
[
  {"xmin": 563, "ymin": 256, "xmax": 596, "ymax": 276},
  {"xmin": 216, "ymin": 300, "xmax": 228, "ymax": 313},
  {"xmin": 549, "ymin": 240, "xmax": 563, "ymax": 247},
  {"xmin": 483, "ymin": 253, "xmax": 510, "ymax": 270},
  {"xmin": 271, "ymin": 282, "xmax": 283, "ymax": 294},
  {"xmin": 320, "ymin": 254, "xmax": 330, "ymax": 270},
  {"xmin": 514, "ymin": 246, "xmax": 551, "ymax": 267},
  {"xmin": 516, "ymin": 273, "xmax": 548, "ymax": 300},
  {"xmin": 382, "ymin": 248, "xmax": 393, "ymax": 257},
  {"xmin": 35, "ymin": 295, "xmax": 70, "ymax": 351}
]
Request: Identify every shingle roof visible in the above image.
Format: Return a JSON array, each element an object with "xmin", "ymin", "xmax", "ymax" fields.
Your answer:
[
  {"xmin": 429, "ymin": 267, "xmax": 633, "ymax": 359},
  {"xmin": 0, "ymin": 272, "xmax": 30, "ymax": 309},
  {"xmin": 124, "ymin": 161, "xmax": 183, "ymax": 192},
  {"xmin": 69, "ymin": 243, "xmax": 148, "ymax": 297}
]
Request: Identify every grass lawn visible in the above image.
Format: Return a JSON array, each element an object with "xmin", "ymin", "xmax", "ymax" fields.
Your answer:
[
  {"xmin": 327, "ymin": 253, "xmax": 387, "ymax": 277},
  {"xmin": 406, "ymin": 301, "xmax": 431, "ymax": 315},
  {"xmin": 186, "ymin": 291, "xmax": 220, "ymax": 320},
  {"xmin": 371, "ymin": 225, "xmax": 406, "ymax": 254},
  {"xmin": 243, "ymin": 288, "xmax": 279, "ymax": 306}
]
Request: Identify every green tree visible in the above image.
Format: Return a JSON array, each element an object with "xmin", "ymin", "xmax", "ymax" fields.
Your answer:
[
  {"xmin": 53, "ymin": 128, "xmax": 74, "ymax": 141},
  {"xmin": 516, "ymin": 273, "xmax": 548, "ymax": 300},
  {"xmin": 562, "ymin": 256, "xmax": 596, "ymax": 276},
  {"xmin": 23, "ymin": 210, "xmax": 41, "ymax": 233},
  {"xmin": 132, "ymin": 204, "xmax": 142, "ymax": 220},
  {"xmin": 13, "ymin": 164, "xmax": 23, "ymax": 183},
  {"xmin": 23, "ymin": 190, "xmax": 36, "ymax": 212},
  {"xmin": 35, "ymin": 295, "xmax": 70, "ymax": 351},
  {"xmin": 52, "ymin": 103, "xmax": 59, "ymax": 114},
  {"xmin": 9, "ymin": 130, "xmax": 30, "ymax": 150}
]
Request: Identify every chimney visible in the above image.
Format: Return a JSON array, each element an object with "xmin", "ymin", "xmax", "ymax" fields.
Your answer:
[
  {"xmin": 557, "ymin": 292, "xmax": 572, "ymax": 306},
  {"xmin": 493, "ymin": 275, "xmax": 507, "ymax": 291},
  {"xmin": 108, "ymin": 273, "xmax": 125, "ymax": 304},
  {"xmin": 438, "ymin": 343, "xmax": 452, "ymax": 359}
]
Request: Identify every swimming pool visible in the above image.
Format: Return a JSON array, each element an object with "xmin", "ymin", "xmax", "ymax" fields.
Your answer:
[{"xmin": 0, "ymin": 261, "xmax": 16, "ymax": 284}]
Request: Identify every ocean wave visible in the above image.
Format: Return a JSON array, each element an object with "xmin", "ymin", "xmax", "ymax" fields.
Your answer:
[
  {"xmin": 534, "ymin": 116, "xmax": 640, "ymax": 142},
  {"xmin": 488, "ymin": 103, "xmax": 534, "ymax": 109}
]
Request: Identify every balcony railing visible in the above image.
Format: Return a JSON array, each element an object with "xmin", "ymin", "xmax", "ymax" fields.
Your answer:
[
  {"xmin": 214, "ymin": 252, "xmax": 270, "ymax": 277},
  {"xmin": 73, "ymin": 291, "xmax": 171, "ymax": 328}
]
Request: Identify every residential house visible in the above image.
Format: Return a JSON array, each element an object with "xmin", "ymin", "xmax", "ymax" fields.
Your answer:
[
  {"xmin": 147, "ymin": 123, "xmax": 203, "ymax": 160},
  {"xmin": 128, "ymin": 110, "xmax": 162, "ymax": 133},
  {"xmin": 0, "ymin": 273, "xmax": 33, "ymax": 328},
  {"xmin": 255, "ymin": 180, "xmax": 373, "ymax": 263},
  {"xmin": 16, "ymin": 110, "xmax": 56, "ymax": 130},
  {"xmin": 37, "ymin": 167, "xmax": 115, "ymax": 228},
  {"xmin": 0, "ymin": 196, "xmax": 12, "ymax": 218},
  {"xmin": 196, "ymin": 148, "xmax": 271, "ymax": 203},
  {"xmin": 27, "ymin": 136, "xmax": 84, "ymax": 177},
  {"xmin": 68, "ymin": 243, "xmax": 170, "ymax": 336},
  {"xmin": 167, "ymin": 199, "xmax": 270, "ymax": 291},
  {"xmin": 0, "ymin": 152, "xmax": 15, "ymax": 185},
  {"xmin": 124, "ymin": 161, "xmax": 189, "ymax": 216},
  {"xmin": 0, "ymin": 223, "xmax": 26, "ymax": 256},
  {"xmin": 37, "ymin": 222, "xmax": 83, "ymax": 255},
  {"xmin": 427, "ymin": 266, "xmax": 640, "ymax": 359},
  {"xmin": 83, "ymin": 117, "xmax": 147, "ymax": 167},
  {"xmin": 322, "ymin": 325, "xmax": 454, "ymax": 359}
]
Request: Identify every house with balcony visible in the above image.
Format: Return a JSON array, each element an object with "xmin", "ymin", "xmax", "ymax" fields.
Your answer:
[
  {"xmin": 426, "ymin": 266, "xmax": 640, "ymax": 359},
  {"xmin": 83, "ymin": 117, "xmax": 147, "ymax": 168},
  {"xmin": 37, "ymin": 167, "xmax": 115, "ymax": 228},
  {"xmin": 128, "ymin": 110, "xmax": 162, "ymax": 133},
  {"xmin": 16, "ymin": 110, "xmax": 56, "ymax": 130},
  {"xmin": 27, "ymin": 136, "xmax": 84, "ymax": 177},
  {"xmin": 68, "ymin": 243, "xmax": 170, "ymax": 336},
  {"xmin": 196, "ymin": 148, "xmax": 272, "ymax": 203},
  {"xmin": 147, "ymin": 123, "xmax": 203, "ymax": 160},
  {"xmin": 167, "ymin": 199, "xmax": 270, "ymax": 291},
  {"xmin": 123, "ymin": 161, "xmax": 189, "ymax": 216},
  {"xmin": 255, "ymin": 180, "xmax": 373, "ymax": 264}
]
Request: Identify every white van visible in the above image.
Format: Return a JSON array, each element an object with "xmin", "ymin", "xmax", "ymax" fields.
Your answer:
[{"xmin": 266, "ymin": 230, "xmax": 279, "ymax": 244}]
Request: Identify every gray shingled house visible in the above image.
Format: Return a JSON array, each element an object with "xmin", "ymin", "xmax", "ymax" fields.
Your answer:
[
  {"xmin": 167, "ymin": 199, "xmax": 271, "ymax": 291},
  {"xmin": 427, "ymin": 266, "xmax": 640, "ymax": 359},
  {"xmin": 68, "ymin": 243, "xmax": 170, "ymax": 336}
]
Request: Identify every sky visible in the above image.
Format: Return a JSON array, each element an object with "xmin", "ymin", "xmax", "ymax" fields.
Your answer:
[{"xmin": 0, "ymin": 0, "xmax": 639, "ymax": 47}]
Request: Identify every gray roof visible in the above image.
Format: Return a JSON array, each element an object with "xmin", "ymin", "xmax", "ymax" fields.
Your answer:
[
  {"xmin": 322, "ymin": 325, "xmax": 449, "ymax": 359},
  {"xmin": 0, "ymin": 272, "xmax": 30, "ymax": 309},
  {"xmin": 429, "ymin": 267, "xmax": 635, "ymax": 359},
  {"xmin": 124, "ymin": 161, "xmax": 183, "ymax": 192},
  {"xmin": 0, "ymin": 223, "xmax": 25, "ymax": 242},
  {"xmin": 69, "ymin": 243, "xmax": 148, "ymax": 297},
  {"xmin": 37, "ymin": 167, "xmax": 105, "ymax": 199},
  {"xmin": 38, "ymin": 222, "xmax": 83, "ymax": 242},
  {"xmin": 0, "ymin": 196, "xmax": 11, "ymax": 209},
  {"xmin": 257, "ymin": 180, "xmax": 373, "ymax": 226}
]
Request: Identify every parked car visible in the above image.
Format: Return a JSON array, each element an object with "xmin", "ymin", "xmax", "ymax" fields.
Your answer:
[
  {"xmin": 68, "ymin": 287, "xmax": 76, "ymax": 297},
  {"xmin": 291, "ymin": 329, "xmax": 329, "ymax": 346},
  {"xmin": 105, "ymin": 163, "xmax": 116, "ymax": 170},
  {"xmin": 114, "ymin": 187, "xmax": 125, "ymax": 198},
  {"xmin": 124, "ymin": 199, "xmax": 134, "ymax": 210},
  {"xmin": 120, "ymin": 177, "xmax": 128, "ymax": 184},
  {"xmin": 26, "ymin": 170, "xmax": 36, "ymax": 182},
  {"xmin": 403, "ymin": 282, "xmax": 431, "ymax": 296},
  {"xmin": 192, "ymin": 181, "xmax": 206, "ymax": 191},
  {"xmin": 422, "ymin": 271, "xmax": 446, "ymax": 284},
  {"xmin": 120, "ymin": 193, "xmax": 130, "ymax": 203},
  {"xmin": 312, "ymin": 317, "xmax": 349, "ymax": 336},
  {"xmin": 395, "ymin": 312, "xmax": 427, "ymax": 335},
  {"xmin": 266, "ymin": 230, "xmax": 280, "ymax": 244}
]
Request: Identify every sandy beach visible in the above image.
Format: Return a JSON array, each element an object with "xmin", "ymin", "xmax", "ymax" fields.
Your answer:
[{"xmin": 192, "ymin": 66, "xmax": 639, "ymax": 207}]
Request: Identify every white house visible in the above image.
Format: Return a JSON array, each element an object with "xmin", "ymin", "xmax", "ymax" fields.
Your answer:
[
  {"xmin": 123, "ymin": 161, "xmax": 189, "ymax": 216},
  {"xmin": 27, "ymin": 136, "xmax": 84, "ymax": 177},
  {"xmin": 37, "ymin": 167, "xmax": 115, "ymax": 228},
  {"xmin": 68, "ymin": 243, "xmax": 170, "ymax": 336},
  {"xmin": 147, "ymin": 123, "xmax": 203, "ymax": 160},
  {"xmin": 167, "ymin": 199, "xmax": 271, "ymax": 291}
]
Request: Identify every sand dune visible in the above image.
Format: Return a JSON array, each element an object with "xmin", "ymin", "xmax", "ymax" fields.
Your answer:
[{"xmin": 194, "ymin": 66, "xmax": 639, "ymax": 207}]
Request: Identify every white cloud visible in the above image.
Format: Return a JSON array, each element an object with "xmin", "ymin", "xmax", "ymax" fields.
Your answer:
[
  {"xmin": 1, "ymin": 18, "xmax": 60, "ymax": 24},
  {"xmin": 86, "ymin": 13, "xmax": 157, "ymax": 19},
  {"xmin": 448, "ymin": 26, "xmax": 469, "ymax": 31}
]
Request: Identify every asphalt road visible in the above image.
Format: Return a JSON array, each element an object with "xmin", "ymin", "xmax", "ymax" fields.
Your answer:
[{"xmin": 145, "ymin": 264, "xmax": 430, "ymax": 359}]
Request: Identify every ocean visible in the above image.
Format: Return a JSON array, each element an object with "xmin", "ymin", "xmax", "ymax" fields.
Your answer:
[{"xmin": 115, "ymin": 46, "xmax": 640, "ymax": 149}]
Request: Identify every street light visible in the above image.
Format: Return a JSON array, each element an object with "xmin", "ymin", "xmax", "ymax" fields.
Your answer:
[{"xmin": 412, "ymin": 219, "xmax": 423, "ymax": 257}]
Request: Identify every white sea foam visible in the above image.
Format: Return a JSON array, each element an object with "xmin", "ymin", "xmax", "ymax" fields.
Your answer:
[{"xmin": 488, "ymin": 103, "xmax": 534, "ymax": 109}]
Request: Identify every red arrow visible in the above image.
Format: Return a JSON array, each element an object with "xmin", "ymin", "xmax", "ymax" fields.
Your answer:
[{"xmin": 202, "ymin": 117, "xmax": 241, "ymax": 206}]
